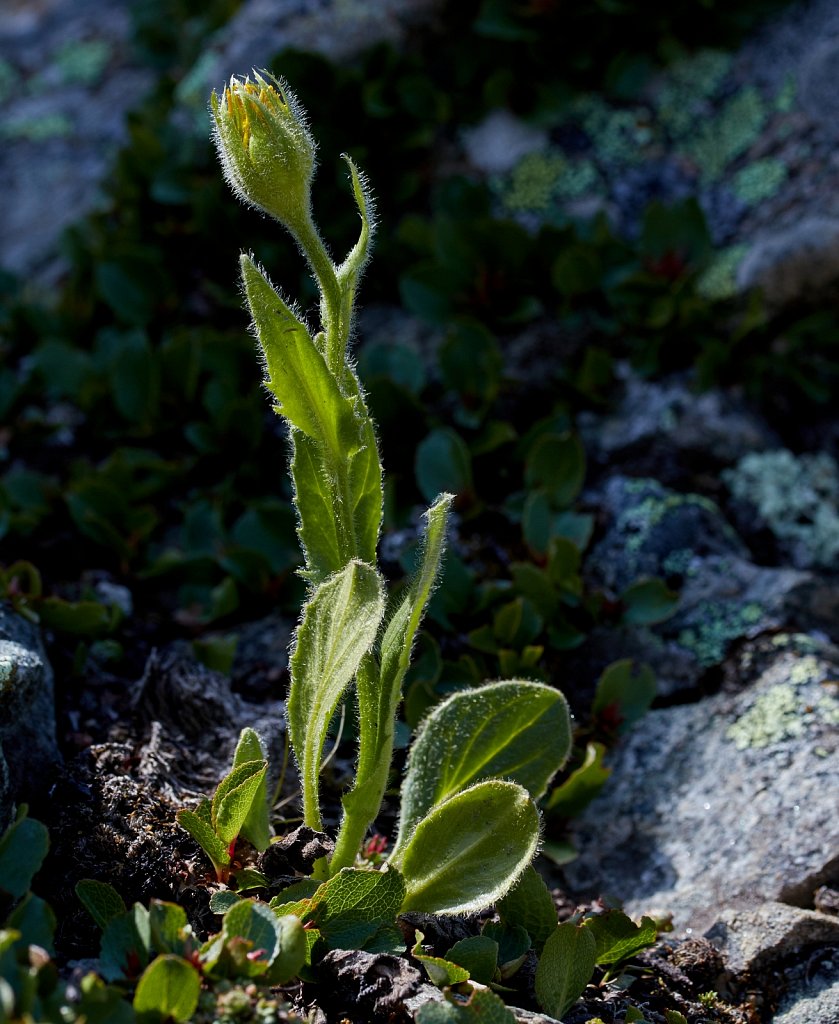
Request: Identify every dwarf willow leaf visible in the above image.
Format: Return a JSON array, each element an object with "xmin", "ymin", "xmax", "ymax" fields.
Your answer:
[
  {"xmin": 148, "ymin": 901, "xmax": 189, "ymax": 956},
  {"xmin": 307, "ymin": 866, "xmax": 406, "ymax": 949},
  {"xmin": 583, "ymin": 910, "xmax": 658, "ymax": 965},
  {"xmin": 220, "ymin": 899, "xmax": 289, "ymax": 978},
  {"xmin": 287, "ymin": 559, "xmax": 385, "ymax": 828},
  {"xmin": 445, "ymin": 935, "xmax": 499, "ymax": 985},
  {"xmin": 496, "ymin": 865, "xmax": 557, "ymax": 954},
  {"xmin": 133, "ymin": 955, "xmax": 200, "ymax": 1023},
  {"xmin": 0, "ymin": 808, "xmax": 49, "ymax": 901},
  {"xmin": 232, "ymin": 728, "xmax": 271, "ymax": 850},
  {"xmin": 396, "ymin": 780, "xmax": 539, "ymax": 915},
  {"xmin": 213, "ymin": 759, "xmax": 269, "ymax": 845},
  {"xmin": 75, "ymin": 879, "xmax": 126, "ymax": 933},
  {"xmin": 395, "ymin": 680, "xmax": 570, "ymax": 854},
  {"xmin": 412, "ymin": 931, "xmax": 470, "ymax": 987},
  {"xmin": 414, "ymin": 983, "xmax": 517, "ymax": 1024},
  {"xmin": 534, "ymin": 922, "xmax": 597, "ymax": 1019}
]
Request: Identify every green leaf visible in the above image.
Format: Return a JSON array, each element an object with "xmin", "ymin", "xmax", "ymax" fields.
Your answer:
[
  {"xmin": 583, "ymin": 910, "xmax": 658, "ymax": 966},
  {"xmin": 395, "ymin": 680, "xmax": 571, "ymax": 853},
  {"xmin": 396, "ymin": 780, "xmax": 539, "ymax": 915},
  {"xmin": 592, "ymin": 659, "xmax": 657, "ymax": 734},
  {"xmin": 212, "ymin": 759, "xmax": 268, "ymax": 845},
  {"xmin": 445, "ymin": 936, "xmax": 498, "ymax": 985},
  {"xmin": 377, "ymin": 494, "xmax": 452, "ymax": 736},
  {"xmin": 308, "ymin": 867, "xmax": 406, "ymax": 949},
  {"xmin": 75, "ymin": 879, "xmax": 127, "ymax": 932},
  {"xmin": 288, "ymin": 560, "xmax": 385, "ymax": 828},
  {"xmin": 37, "ymin": 597, "xmax": 120, "ymax": 637},
  {"xmin": 209, "ymin": 891, "xmax": 241, "ymax": 914},
  {"xmin": 534, "ymin": 922, "xmax": 597, "ymax": 1019},
  {"xmin": 545, "ymin": 742, "xmax": 611, "ymax": 818},
  {"xmin": 100, "ymin": 904, "xmax": 151, "ymax": 982},
  {"xmin": 0, "ymin": 808, "xmax": 49, "ymax": 901},
  {"xmin": 7, "ymin": 893, "xmax": 56, "ymax": 953},
  {"xmin": 415, "ymin": 428, "xmax": 472, "ymax": 504},
  {"xmin": 496, "ymin": 866, "xmax": 557, "ymax": 954},
  {"xmin": 664, "ymin": 1012, "xmax": 689, "ymax": 1024},
  {"xmin": 620, "ymin": 577, "xmax": 679, "ymax": 626},
  {"xmin": 106, "ymin": 330, "xmax": 160, "ymax": 424},
  {"xmin": 625, "ymin": 1009, "xmax": 648, "ymax": 1023},
  {"xmin": 241, "ymin": 256, "xmax": 358, "ymax": 456},
  {"xmin": 148, "ymin": 901, "xmax": 189, "ymax": 955},
  {"xmin": 133, "ymin": 955, "xmax": 200, "ymax": 1022},
  {"xmin": 481, "ymin": 922, "xmax": 531, "ymax": 978},
  {"xmin": 291, "ymin": 430, "xmax": 345, "ymax": 579},
  {"xmin": 412, "ymin": 931, "xmax": 470, "ymax": 987},
  {"xmin": 232, "ymin": 729, "xmax": 271, "ymax": 851},
  {"xmin": 176, "ymin": 809, "xmax": 230, "ymax": 878},
  {"xmin": 414, "ymin": 983, "xmax": 517, "ymax": 1023},
  {"xmin": 218, "ymin": 899, "xmax": 284, "ymax": 978},
  {"xmin": 265, "ymin": 914, "xmax": 308, "ymax": 983},
  {"xmin": 525, "ymin": 433, "xmax": 585, "ymax": 507}
]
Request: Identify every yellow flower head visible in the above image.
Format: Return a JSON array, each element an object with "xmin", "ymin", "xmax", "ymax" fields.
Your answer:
[{"xmin": 211, "ymin": 71, "xmax": 315, "ymax": 230}]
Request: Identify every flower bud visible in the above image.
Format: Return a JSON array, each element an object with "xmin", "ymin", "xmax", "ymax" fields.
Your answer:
[{"xmin": 211, "ymin": 71, "xmax": 316, "ymax": 232}]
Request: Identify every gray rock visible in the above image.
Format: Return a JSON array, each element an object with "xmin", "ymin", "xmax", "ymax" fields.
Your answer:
[
  {"xmin": 463, "ymin": 111, "xmax": 548, "ymax": 175},
  {"xmin": 735, "ymin": 216, "xmax": 839, "ymax": 309},
  {"xmin": 587, "ymin": 476, "xmax": 747, "ymax": 595},
  {"xmin": 0, "ymin": 604, "xmax": 60, "ymax": 824},
  {"xmin": 580, "ymin": 369, "xmax": 779, "ymax": 469},
  {"xmin": 773, "ymin": 947, "xmax": 839, "ymax": 1024},
  {"xmin": 798, "ymin": 38, "xmax": 839, "ymax": 128},
  {"xmin": 704, "ymin": 902, "xmax": 839, "ymax": 976},
  {"xmin": 563, "ymin": 634, "xmax": 839, "ymax": 934},
  {"xmin": 194, "ymin": 0, "xmax": 443, "ymax": 96}
]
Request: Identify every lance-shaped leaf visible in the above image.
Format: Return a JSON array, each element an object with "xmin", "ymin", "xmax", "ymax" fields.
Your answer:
[
  {"xmin": 534, "ymin": 922, "xmax": 597, "ymax": 1019},
  {"xmin": 394, "ymin": 780, "xmax": 539, "ymax": 915},
  {"xmin": 133, "ymin": 955, "xmax": 200, "ymax": 1022},
  {"xmin": 336, "ymin": 494, "xmax": 452, "ymax": 867},
  {"xmin": 291, "ymin": 429, "xmax": 347, "ymax": 581},
  {"xmin": 177, "ymin": 807, "xmax": 230, "ymax": 880},
  {"xmin": 583, "ymin": 909, "xmax": 658, "ymax": 965},
  {"xmin": 241, "ymin": 255, "xmax": 358, "ymax": 457},
  {"xmin": 232, "ymin": 728, "xmax": 271, "ymax": 850},
  {"xmin": 212, "ymin": 759, "xmax": 269, "ymax": 845},
  {"xmin": 288, "ymin": 560, "xmax": 385, "ymax": 827},
  {"xmin": 306, "ymin": 866, "xmax": 406, "ymax": 949},
  {"xmin": 376, "ymin": 493, "xmax": 452, "ymax": 735},
  {"xmin": 394, "ymin": 680, "xmax": 570, "ymax": 856}
]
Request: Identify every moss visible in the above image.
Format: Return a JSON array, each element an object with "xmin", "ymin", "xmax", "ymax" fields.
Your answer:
[
  {"xmin": 774, "ymin": 73, "xmax": 797, "ymax": 114},
  {"xmin": 732, "ymin": 158, "xmax": 787, "ymax": 205},
  {"xmin": 678, "ymin": 600, "xmax": 764, "ymax": 668},
  {"xmin": 685, "ymin": 87, "xmax": 767, "ymax": 182},
  {"xmin": 696, "ymin": 243, "xmax": 748, "ymax": 301},
  {"xmin": 723, "ymin": 450, "xmax": 839, "ymax": 568}
]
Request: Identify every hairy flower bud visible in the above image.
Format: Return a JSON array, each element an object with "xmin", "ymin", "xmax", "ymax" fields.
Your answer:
[{"xmin": 211, "ymin": 71, "xmax": 316, "ymax": 232}]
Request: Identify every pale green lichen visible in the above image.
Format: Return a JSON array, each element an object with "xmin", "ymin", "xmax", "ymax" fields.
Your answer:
[
  {"xmin": 732, "ymin": 158, "xmax": 787, "ymax": 205},
  {"xmin": 505, "ymin": 152, "xmax": 567, "ymax": 211},
  {"xmin": 572, "ymin": 95, "xmax": 651, "ymax": 164},
  {"xmin": 696, "ymin": 244, "xmax": 748, "ymax": 301},
  {"xmin": 661, "ymin": 547, "xmax": 697, "ymax": 577},
  {"xmin": 1, "ymin": 113, "xmax": 73, "ymax": 141},
  {"xmin": 774, "ymin": 73, "xmax": 797, "ymax": 114},
  {"xmin": 723, "ymin": 450, "xmax": 839, "ymax": 568},
  {"xmin": 685, "ymin": 87, "xmax": 767, "ymax": 182},
  {"xmin": 726, "ymin": 652, "xmax": 839, "ymax": 749},
  {"xmin": 727, "ymin": 683, "xmax": 805, "ymax": 749},
  {"xmin": 0, "ymin": 59, "xmax": 15, "ymax": 104},
  {"xmin": 678, "ymin": 600, "xmax": 764, "ymax": 668},
  {"xmin": 55, "ymin": 39, "xmax": 111, "ymax": 86},
  {"xmin": 656, "ymin": 50, "xmax": 732, "ymax": 141}
]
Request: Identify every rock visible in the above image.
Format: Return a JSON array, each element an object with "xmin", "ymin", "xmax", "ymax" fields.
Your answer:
[
  {"xmin": 723, "ymin": 448, "xmax": 839, "ymax": 569},
  {"xmin": 735, "ymin": 216, "xmax": 839, "ymax": 309},
  {"xmin": 587, "ymin": 476, "xmax": 747, "ymax": 594},
  {"xmin": 705, "ymin": 902, "xmax": 839, "ymax": 976},
  {"xmin": 773, "ymin": 947, "xmax": 839, "ymax": 1024},
  {"xmin": 563, "ymin": 634, "xmax": 839, "ymax": 933},
  {"xmin": 579, "ymin": 369, "xmax": 779, "ymax": 475},
  {"xmin": 463, "ymin": 111, "xmax": 548, "ymax": 176},
  {"xmin": 0, "ymin": 604, "xmax": 60, "ymax": 824},
  {"xmin": 193, "ymin": 0, "xmax": 443, "ymax": 98},
  {"xmin": 0, "ymin": 0, "xmax": 154, "ymax": 282},
  {"xmin": 318, "ymin": 948, "xmax": 423, "ymax": 1021},
  {"xmin": 798, "ymin": 38, "xmax": 839, "ymax": 128}
]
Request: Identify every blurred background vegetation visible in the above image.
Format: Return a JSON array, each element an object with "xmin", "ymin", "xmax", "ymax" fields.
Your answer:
[{"xmin": 5, "ymin": 0, "xmax": 831, "ymax": 774}]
